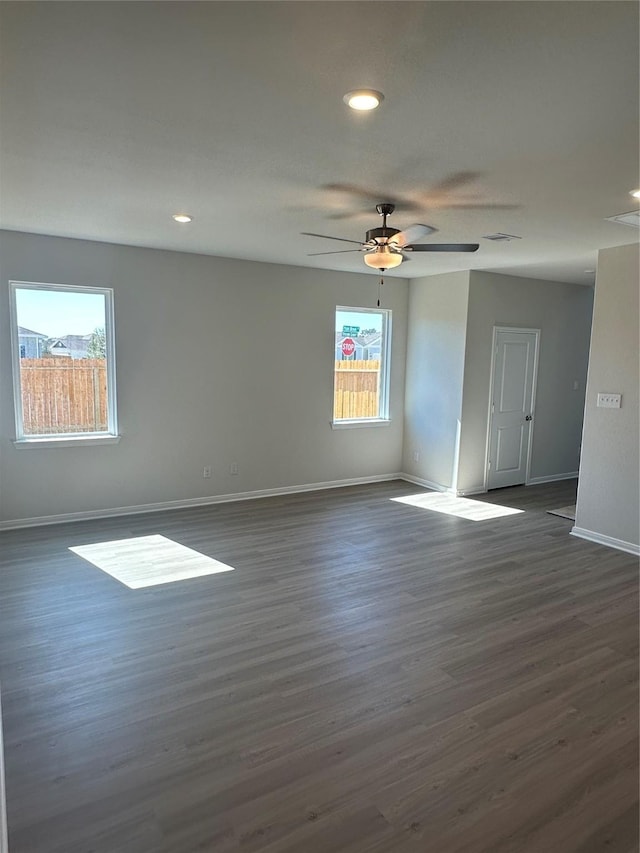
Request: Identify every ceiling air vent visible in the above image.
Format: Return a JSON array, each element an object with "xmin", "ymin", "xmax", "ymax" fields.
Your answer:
[
  {"xmin": 482, "ymin": 233, "xmax": 522, "ymax": 241},
  {"xmin": 605, "ymin": 210, "xmax": 640, "ymax": 229}
]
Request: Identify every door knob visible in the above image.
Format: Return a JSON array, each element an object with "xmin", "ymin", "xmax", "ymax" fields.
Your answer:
[{"xmin": 525, "ymin": 414, "xmax": 532, "ymax": 421}]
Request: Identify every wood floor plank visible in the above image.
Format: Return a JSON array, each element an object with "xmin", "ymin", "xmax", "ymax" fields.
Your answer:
[{"xmin": 0, "ymin": 479, "xmax": 637, "ymax": 852}]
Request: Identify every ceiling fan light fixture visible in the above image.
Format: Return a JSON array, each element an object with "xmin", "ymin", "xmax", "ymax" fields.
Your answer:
[
  {"xmin": 364, "ymin": 246, "xmax": 403, "ymax": 270},
  {"xmin": 343, "ymin": 89, "xmax": 384, "ymax": 111}
]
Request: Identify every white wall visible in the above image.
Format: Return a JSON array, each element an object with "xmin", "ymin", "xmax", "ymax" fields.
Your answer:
[
  {"xmin": 402, "ymin": 271, "xmax": 470, "ymax": 490},
  {"xmin": 0, "ymin": 231, "xmax": 408, "ymax": 524},
  {"xmin": 457, "ymin": 271, "xmax": 593, "ymax": 494},
  {"xmin": 575, "ymin": 243, "xmax": 639, "ymax": 551}
]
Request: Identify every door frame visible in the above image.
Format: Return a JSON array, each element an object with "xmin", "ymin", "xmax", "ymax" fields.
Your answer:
[{"xmin": 484, "ymin": 326, "xmax": 541, "ymax": 491}]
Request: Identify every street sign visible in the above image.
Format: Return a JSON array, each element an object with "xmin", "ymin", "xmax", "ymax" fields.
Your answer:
[
  {"xmin": 341, "ymin": 338, "xmax": 356, "ymax": 357},
  {"xmin": 342, "ymin": 325, "xmax": 360, "ymax": 336}
]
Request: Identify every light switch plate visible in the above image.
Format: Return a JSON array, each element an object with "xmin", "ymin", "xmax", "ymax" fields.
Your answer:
[{"xmin": 597, "ymin": 392, "xmax": 621, "ymax": 408}]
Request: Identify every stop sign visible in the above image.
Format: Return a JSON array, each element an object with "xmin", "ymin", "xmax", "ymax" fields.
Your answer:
[{"xmin": 341, "ymin": 337, "xmax": 356, "ymax": 357}]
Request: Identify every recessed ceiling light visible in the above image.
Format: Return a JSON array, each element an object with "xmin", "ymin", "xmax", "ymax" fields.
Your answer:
[
  {"xmin": 630, "ymin": 189, "xmax": 640, "ymax": 199},
  {"xmin": 584, "ymin": 269, "xmax": 595, "ymax": 273},
  {"xmin": 343, "ymin": 89, "xmax": 384, "ymax": 111},
  {"xmin": 172, "ymin": 213, "xmax": 193, "ymax": 223}
]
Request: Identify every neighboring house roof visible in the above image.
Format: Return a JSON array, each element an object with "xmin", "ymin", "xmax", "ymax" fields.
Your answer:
[
  {"xmin": 54, "ymin": 334, "xmax": 92, "ymax": 358},
  {"xmin": 57, "ymin": 334, "xmax": 92, "ymax": 347},
  {"xmin": 18, "ymin": 326, "xmax": 47, "ymax": 338},
  {"xmin": 335, "ymin": 331, "xmax": 382, "ymax": 346}
]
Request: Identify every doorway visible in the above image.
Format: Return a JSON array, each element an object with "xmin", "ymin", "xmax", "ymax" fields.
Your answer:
[{"xmin": 486, "ymin": 327, "xmax": 539, "ymax": 490}]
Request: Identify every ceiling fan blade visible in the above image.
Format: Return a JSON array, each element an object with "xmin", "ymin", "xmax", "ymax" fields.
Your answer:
[
  {"xmin": 389, "ymin": 223, "xmax": 436, "ymax": 247},
  {"xmin": 307, "ymin": 249, "xmax": 363, "ymax": 256},
  {"xmin": 437, "ymin": 203, "xmax": 520, "ymax": 210},
  {"xmin": 322, "ymin": 185, "xmax": 423, "ymax": 219},
  {"xmin": 323, "ymin": 183, "xmax": 383, "ymax": 202},
  {"xmin": 414, "ymin": 172, "xmax": 519, "ymax": 211},
  {"xmin": 301, "ymin": 231, "xmax": 363, "ymax": 246},
  {"xmin": 407, "ymin": 243, "xmax": 480, "ymax": 252},
  {"xmin": 426, "ymin": 171, "xmax": 483, "ymax": 196}
]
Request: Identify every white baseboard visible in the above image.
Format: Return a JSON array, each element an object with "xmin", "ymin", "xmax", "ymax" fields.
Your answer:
[
  {"xmin": 398, "ymin": 474, "xmax": 489, "ymax": 497},
  {"xmin": 527, "ymin": 471, "xmax": 578, "ymax": 485},
  {"xmin": 571, "ymin": 526, "xmax": 640, "ymax": 556},
  {"xmin": 0, "ymin": 473, "xmax": 403, "ymax": 531},
  {"xmin": 397, "ymin": 473, "xmax": 451, "ymax": 493}
]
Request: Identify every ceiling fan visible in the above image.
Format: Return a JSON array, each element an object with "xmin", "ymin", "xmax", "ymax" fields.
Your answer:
[{"xmin": 302, "ymin": 203, "xmax": 479, "ymax": 271}]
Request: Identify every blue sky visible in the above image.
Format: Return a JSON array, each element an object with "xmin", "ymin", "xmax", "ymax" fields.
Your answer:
[{"xmin": 16, "ymin": 288, "xmax": 106, "ymax": 337}]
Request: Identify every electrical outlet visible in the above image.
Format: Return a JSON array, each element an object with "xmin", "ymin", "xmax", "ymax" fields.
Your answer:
[
  {"xmin": 203, "ymin": 466, "xmax": 212, "ymax": 479},
  {"xmin": 597, "ymin": 392, "xmax": 622, "ymax": 409},
  {"xmin": 229, "ymin": 462, "xmax": 238, "ymax": 475},
  {"xmin": 413, "ymin": 451, "xmax": 420, "ymax": 463}
]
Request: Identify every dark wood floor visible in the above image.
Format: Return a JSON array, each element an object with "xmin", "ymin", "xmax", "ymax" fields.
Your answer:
[{"xmin": 0, "ymin": 480, "xmax": 637, "ymax": 853}]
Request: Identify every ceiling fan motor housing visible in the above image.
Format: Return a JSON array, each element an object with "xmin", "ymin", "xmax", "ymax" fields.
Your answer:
[{"xmin": 366, "ymin": 226, "xmax": 400, "ymax": 245}]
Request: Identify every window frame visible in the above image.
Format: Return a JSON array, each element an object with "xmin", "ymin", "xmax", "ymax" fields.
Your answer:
[
  {"xmin": 9, "ymin": 281, "xmax": 119, "ymax": 446},
  {"xmin": 332, "ymin": 305, "xmax": 392, "ymax": 428}
]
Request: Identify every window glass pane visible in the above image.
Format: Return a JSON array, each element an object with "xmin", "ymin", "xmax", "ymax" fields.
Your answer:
[
  {"xmin": 334, "ymin": 307, "xmax": 390, "ymax": 421},
  {"xmin": 13, "ymin": 285, "xmax": 115, "ymax": 437}
]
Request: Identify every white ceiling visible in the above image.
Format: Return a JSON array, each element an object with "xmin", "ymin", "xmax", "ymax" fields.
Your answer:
[{"xmin": 1, "ymin": 1, "xmax": 638, "ymax": 285}]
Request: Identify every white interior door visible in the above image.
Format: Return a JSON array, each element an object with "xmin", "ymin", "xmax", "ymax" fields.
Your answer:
[{"xmin": 487, "ymin": 328, "xmax": 539, "ymax": 490}]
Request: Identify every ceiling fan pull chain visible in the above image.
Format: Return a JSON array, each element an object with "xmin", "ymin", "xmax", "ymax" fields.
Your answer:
[{"xmin": 377, "ymin": 274, "xmax": 384, "ymax": 307}]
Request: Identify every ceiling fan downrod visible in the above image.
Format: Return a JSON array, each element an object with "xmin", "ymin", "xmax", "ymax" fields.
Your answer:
[{"xmin": 366, "ymin": 203, "xmax": 400, "ymax": 245}]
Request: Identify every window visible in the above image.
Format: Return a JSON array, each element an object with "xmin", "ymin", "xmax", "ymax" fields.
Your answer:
[
  {"xmin": 333, "ymin": 306, "xmax": 391, "ymax": 424},
  {"xmin": 10, "ymin": 282, "xmax": 118, "ymax": 443}
]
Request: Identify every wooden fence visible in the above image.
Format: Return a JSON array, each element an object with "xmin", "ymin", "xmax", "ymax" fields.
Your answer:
[
  {"xmin": 334, "ymin": 360, "xmax": 380, "ymax": 419},
  {"xmin": 19, "ymin": 358, "xmax": 108, "ymax": 434}
]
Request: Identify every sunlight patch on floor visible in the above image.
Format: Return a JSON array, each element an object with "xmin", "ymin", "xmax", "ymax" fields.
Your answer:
[
  {"xmin": 69, "ymin": 534, "xmax": 235, "ymax": 588},
  {"xmin": 392, "ymin": 492, "xmax": 524, "ymax": 521}
]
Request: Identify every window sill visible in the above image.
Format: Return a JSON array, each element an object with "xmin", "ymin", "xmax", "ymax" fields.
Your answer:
[
  {"xmin": 13, "ymin": 435, "xmax": 122, "ymax": 449},
  {"xmin": 331, "ymin": 419, "xmax": 391, "ymax": 430}
]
